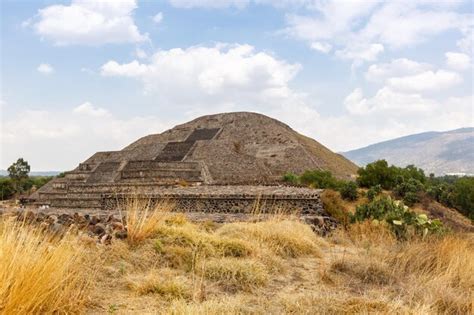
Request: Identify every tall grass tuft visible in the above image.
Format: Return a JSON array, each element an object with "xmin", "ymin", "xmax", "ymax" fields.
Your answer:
[
  {"xmin": 217, "ymin": 219, "xmax": 324, "ymax": 258},
  {"xmin": 123, "ymin": 198, "xmax": 173, "ymax": 244},
  {"xmin": 0, "ymin": 218, "xmax": 90, "ymax": 314}
]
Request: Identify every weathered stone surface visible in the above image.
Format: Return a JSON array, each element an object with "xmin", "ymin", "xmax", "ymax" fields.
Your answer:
[{"xmin": 29, "ymin": 112, "xmax": 356, "ymax": 211}]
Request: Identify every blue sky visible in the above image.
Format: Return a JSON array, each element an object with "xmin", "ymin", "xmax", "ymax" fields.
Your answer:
[{"xmin": 1, "ymin": 0, "xmax": 473, "ymax": 171}]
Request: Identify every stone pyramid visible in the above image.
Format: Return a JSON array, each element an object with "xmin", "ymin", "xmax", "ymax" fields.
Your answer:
[{"xmin": 30, "ymin": 112, "xmax": 357, "ymax": 210}]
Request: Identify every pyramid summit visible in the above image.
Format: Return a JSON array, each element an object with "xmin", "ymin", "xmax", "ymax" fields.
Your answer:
[{"xmin": 30, "ymin": 112, "xmax": 357, "ymax": 210}]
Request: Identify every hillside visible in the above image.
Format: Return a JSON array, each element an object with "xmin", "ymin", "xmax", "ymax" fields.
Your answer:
[{"xmin": 342, "ymin": 128, "xmax": 474, "ymax": 175}]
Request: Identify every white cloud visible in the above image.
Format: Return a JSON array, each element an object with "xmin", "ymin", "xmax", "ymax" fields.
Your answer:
[
  {"xmin": 283, "ymin": 1, "xmax": 471, "ymax": 62},
  {"xmin": 365, "ymin": 58, "xmax": 432, "ymax": 82},
  {"xmin": 29, "ymin": 0, "xmax": 148, "ymax": 46},
  {"xmin": 100, "ymin": 44, "xmax": 301, "ymax": 110},
  {"xmin": 73, "ymin": 102, "xmax": 109, "ymax": 117},
  {"xmin": 37, "ymin": 63, "xmax": 54, "ymax": 74},
  {"xmin": 80, "ymin": 67, "xmax": 95, "ymax": 74},
  {"xmin": 457, "ymin": 26, "xmax": 473, "ymax": 53},
  {"xmin": 335, "ymin": 43, "xmax": 384, "ymax": 63},
  {"xmin": 445, "ymin": 52, "xmax": 471, "ymax": 71},
  {"xmin": 310, "ymin": 42, "xmax": 332, "ymax": 54},
  {"xmin": 152, "ymin": 12, "xmax": 163, "ymax": 24},
  {"xmin": 387, "ymin": 70, "xmax": 462, "ymax": 92},
  {"xmin": 1, "ymin": 104, "xmax": 172, "ymax": 170},
  {"xmin": 344, "ymin": 87, "xmax": 434, "ymax": 115},
  {"xmin": 135, "ymin": 48, "xmax": 148, "ymax": 59},
  {"xmin": 344, "ymin": 88, "xmax": 370, "ymax": 115},
  {"xmin": 168, "ymin": 0, "xmax": 250, "ymax": 9}
]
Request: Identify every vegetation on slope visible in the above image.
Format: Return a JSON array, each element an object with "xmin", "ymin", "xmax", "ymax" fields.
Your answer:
[
  {"xmin": 284, "ymin": 159, "xmax": 474, "ymax": 220},
  {"xmin": 1, "ymin": 200, "xmax": 472, "ymax": 314}
]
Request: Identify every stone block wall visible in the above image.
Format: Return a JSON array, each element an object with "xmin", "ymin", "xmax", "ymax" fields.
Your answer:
[{"xmin": 102, "ymin": 193, "xmax": 324, "ymax": 216}]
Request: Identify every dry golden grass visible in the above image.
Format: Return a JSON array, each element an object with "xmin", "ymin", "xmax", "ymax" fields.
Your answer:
[
  {"xmin": 201, "ymin": 257, "xmax": 268, "ymax": 292},
  {"xmin": 390, "ymin": 235, "xmax": 474, "ymax": 314},
  {"xmin": 123, "ymin": 198, "xmax": 173, "ymax": 244},
  {"xmin": 217, "ymin": 219, "xmax": 325, "ymax": 258},
  {"xmin": 2, "ymin": 202, "xmax": 472, "ymax": 314},
  {"xmin": 0, "ymin": 218, "xmax": 91, "ymax": 314},
  {"xmin": 127, "ymin": 269, "xmax": 191, "ymax": 300}
]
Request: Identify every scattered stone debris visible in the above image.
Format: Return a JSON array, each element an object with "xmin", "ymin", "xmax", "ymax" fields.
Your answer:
[
  {"xmin": 0, "ymin": 207, "xmax": 338, "ymax": 244},
  {"xmin": 3, "ymin": 209, "xmax": 126, "ymax": 244}
]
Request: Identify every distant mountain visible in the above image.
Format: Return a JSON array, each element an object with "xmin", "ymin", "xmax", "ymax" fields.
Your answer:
[
  {"xmin": 342, "ymin": 128, "xmax": 474, "ymax": 176},
  {"xmin": 0, "ymin": 170, "xmax": 61, "ymax": 177}
]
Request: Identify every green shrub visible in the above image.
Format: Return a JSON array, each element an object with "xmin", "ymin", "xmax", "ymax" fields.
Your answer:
[
  {"xmin": 426, "ymin": 176, "xmax": 474, "ymax": 219},
  {"xmin": 299, "ymin": 170, "xmax": 341, "ymax": 189},
  {"xmin": 352, "ymin": 196, "xmax": 444, "ymax": 239},
  {"xmin": 366, "ymin": 185, "xmax": 382, "ymax": 201},
  {"xmin": 339, "ymin": 181, "xmax": 358, "ymax": 201},
  {"xmin": 394, "ymin": 178, "xmax": 424, "ymax": 206},
  {"xmin": 452, "ymin": 177, "xmax": 474, "ymax": 219},
  {"xmin": 282, "ymin": 172, "xmax": 299, "ymax": 185},
  {"xmin": 357, "ymin": 160, "xmax": 398, "ymax": 189},
  {"xmin": 0, "ymin": 178, "xmax": 15, "ymax": 200},
  {"xmin": 357, "ymin": 160, "xmax": 425, "ymax": 190}
]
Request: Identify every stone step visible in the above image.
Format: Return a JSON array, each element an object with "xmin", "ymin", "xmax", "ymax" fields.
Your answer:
[
  {"xmin": 47, "ymin": 197, "xmax": 103, "ymax": 208},
  {"xmin": 120, "ymin": 169, "xmax": 202, "ymax": 181},
  {"xmin": 155, "ymin": 141, "xmax": 195, "ymax": 162},
  {"xmin": 124, "ymin": 161, "xmax": 200, "ymax": 171}
]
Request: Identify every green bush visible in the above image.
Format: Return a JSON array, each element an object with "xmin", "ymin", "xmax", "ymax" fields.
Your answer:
[
  {"xmin": 352, "ymin": 196, "xmax": 444, "ymax": 239},
  {"xmin": 339, "ymin": 181, "xmax": 358, "ymax": 201},
  {"xmin": 452, "ymin": 177, "xmax": 474, "ymax": 219},
  {"xmin": 357, "ymin": 160, "xmax": 398, "ymax": 189},
  {"xmin": 0, "ymin": 176, "xmax": 53, "ymax": 200},
  {"xmin": 357, "ymin": 160, "xmax": 425, "ymax": 190},
  {"xmin": 299, "ymin": 170, "xmax": 341, "ymax": 189},
  {"xmin": 426, "ymin": 176, "xmax": 474, "ymax": 219},
  {"xmin": 394, "ymin": 178, "xmax": 424, "ymax": 206},
  {"xmin": 366, "ymin": 185, "xmax": 382, "ymax": 201},
  {"xmin": 0, "ymin": 178, "xmax": 15, "ymax": 200},
  {"xmin": 282, "ymin": 172, "xmax": 299, "ymax": 185}
]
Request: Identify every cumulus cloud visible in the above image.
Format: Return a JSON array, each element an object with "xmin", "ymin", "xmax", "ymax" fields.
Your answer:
[
  {"xmin": 445, "ymin": 52, "xmax": 471, "ymax": 71},
  {"xmin": 37, "ymin": 63, "xmax": 54, "ymax": 74},
  {"xmin": 344, "ymin": 87, "xmax": 435, "ymax": 115},
  {"xmin": 335, "ymin": 43, "xmax": 384, "ymax": 67},
  {"xmin": 283, "ymin": 1, "xmax": 471, "ymax": 62},
  {"xmin": 168, "ymin": 0, "xmax": 250, "ymax": 9},
  {"xmin": 387, "ymin": 70, "xmax": 462, "ymax": 92},
  {"xmin": 310, "ymin": 42, "xmax": 332, "ymax": 54},
  {"xmin": 152, "ymin": 12, "xmax": 163, "ymax": 24},
  {"xmin": 28, "ymin": 0, "xmax": 148, "ymax": 46},
  {"xmin": 73, "ymin": 102, "xmax": 109, "ymax": 117},
  {"xmin": 100, "ymin": 44, "xmax": 301, "ymax": 110},
  {"xmin": 365, "ymin": 58, "xmax": 433, "ymax": 82}
]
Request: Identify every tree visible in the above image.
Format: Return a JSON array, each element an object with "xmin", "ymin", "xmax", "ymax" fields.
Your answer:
[
  {"xmin": 356, "ymin": 160, "xmax": 398, "ymax": 189},
  {"xmin": 7, "ymin": 158, "xmax": 30, "ymax": 193},
  {"xmin": 452, "ymin": 177, "xmax": 474, "ymax": 219},
  {"xmin": 340, "ymin": 181, "xmax": 358, "ymax": 201}
]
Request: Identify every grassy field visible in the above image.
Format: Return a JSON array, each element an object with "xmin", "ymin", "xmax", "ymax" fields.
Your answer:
[{"xmin": 0, "ymin": 202, "xmax": 473, "ymax": 314}]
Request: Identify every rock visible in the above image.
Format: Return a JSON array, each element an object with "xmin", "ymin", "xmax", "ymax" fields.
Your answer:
[
  {"xmin": 107, "ymin": 214, "xmax": 117, "ymax": 222},
  {"xmin": 58, "ymin": 213, "xmax": 72, "ymax": 224},
  {"xmin": 91, "ymin": 223, "xmax": 106, "ymax": 236},
  {"xmin": 100, "ymin": 234, "xmax": 112, "ymax": 245},
  {"xmin": 111, "ymin": 221, "xmax": 124, "ymax": 230},
  {"xmin": 114, "ymin": 230, "xmax": 128, "ymax": 239},
  {"xmin": 90, "ymin": 215, "xmax": 99, "ymax": 225}
]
